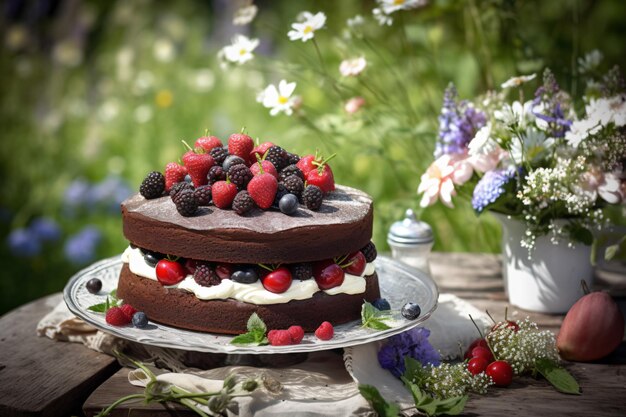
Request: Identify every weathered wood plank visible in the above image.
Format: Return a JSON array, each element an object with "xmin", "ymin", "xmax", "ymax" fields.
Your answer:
[{"xmin": 0, "ymin": 294, "xmax": 120, "ymax": 417}]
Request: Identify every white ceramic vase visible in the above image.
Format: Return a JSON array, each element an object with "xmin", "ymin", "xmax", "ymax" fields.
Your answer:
[{"xmin": 495, "ymin": 213, "xmax": 594, "ymax": 314}]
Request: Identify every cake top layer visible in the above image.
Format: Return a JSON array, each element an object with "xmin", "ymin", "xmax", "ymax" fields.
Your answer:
[{"xmin": 122, "ymin": 185, "xmax": 374, "ymax": 263}]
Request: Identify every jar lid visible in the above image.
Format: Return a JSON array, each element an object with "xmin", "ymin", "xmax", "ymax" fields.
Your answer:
[{"xmin": 387, "ymin": 209, "xmax": 434, "ymax": 245}]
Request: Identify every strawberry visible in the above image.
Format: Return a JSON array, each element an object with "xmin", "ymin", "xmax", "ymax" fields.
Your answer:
[
  {"xmin": 268, "ymin": 329, "xmax": 293, "ymax": 346},
  {"xmin": 195, "ymin": 135, "xmax": 223, "ymax": 152},
  {"xmin": 164, "ymin": 162, "xmax": 188, "ymax": 192},
  {"xmin": 212, "ymin": 179, "xmax": 238, "ymax": 209},
  {"xmin": 315, "ymin": 321, "xmax": 334, "ymax": 340},
  {"xmin": 250, "ymin": 160, "xmax": 278, "ymax": 179},
  {"xmin": 120, "ymin": 304, "xmax": 138, "ymax": 321},
  {"xmin": 182, "ymin": 145, "xmax": 215, "ymax": 188},
  {"xmin": 106, "ymin": 306, "xmax": 131, "ymax": 326},
  {"xmin": 228, "ymin": 131, "xmax": 254, "ymax": 164},
  {"xmin": 247, "ymin": 168, "xmax": 278, "ymax": 210},
  {"xmin": 296, "ymin": 154, "xmax": 317, "ymax": 175},
  {"xmin": 306, "ymin": 164, "xmax": 335, "ymax": 194},
  {"xmin": 249, "ymin": 141, "xmax": 275, "ymax": 163}
]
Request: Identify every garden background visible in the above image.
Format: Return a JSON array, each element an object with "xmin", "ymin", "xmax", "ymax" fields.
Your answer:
[{"xmin": 1, "ymin": 0, "xmax": 625, "ymax": 314}]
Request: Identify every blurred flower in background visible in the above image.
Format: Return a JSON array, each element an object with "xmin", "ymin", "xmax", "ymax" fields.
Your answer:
[
  {"xmin": 287, "ymin": 11, "xmax": 326, "ymax": 42},
  {"xmin": 64, "ymin": 226, "xmax": 102, "ymax": 265},
  {"xmin": 257, "ymin": 80, "xmax": 298, "ymax": 116}
]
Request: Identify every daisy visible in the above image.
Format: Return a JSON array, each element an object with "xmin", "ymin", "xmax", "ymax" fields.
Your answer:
[
  {"xmin": 494, "ymin": 100, "xmax": 534, "ymax": 128},
  {"xmin": 378, "ymin": 0, "xmax": 428, "ymax": 15},
  {"xmin": 287, "ymin": 11, "xmax": 326, "ymax": 42},
  {"xmin": 339, "ymin": 57, "xmax": 367, "ymax": 77},
  {"xmin": 221, "ymin": 34, "xmax": 259, "ymax": 65},
  {"xmin": 500, "ymin": 74, "xmax": 536, "ymax": 89},
  {"xmin": 468, "ymin": 123, "xmax": 498, "ymax": 155},
  {"xmin": 257, "ymin": 80, "xmax": 297, "ymax": 116},
  {"xmin": 233, "ymin": 4, "xmax": 258, "ymax": 26}
]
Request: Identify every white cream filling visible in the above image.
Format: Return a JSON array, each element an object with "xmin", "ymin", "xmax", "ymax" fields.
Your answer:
[{"xmin": 121, "ymin": 246, "xmax": 375, "ymax": 305}]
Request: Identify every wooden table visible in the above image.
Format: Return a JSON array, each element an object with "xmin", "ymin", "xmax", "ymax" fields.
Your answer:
[{"xmin": 1, "ymin": 253, "xmax": 624, "ymax": 417}]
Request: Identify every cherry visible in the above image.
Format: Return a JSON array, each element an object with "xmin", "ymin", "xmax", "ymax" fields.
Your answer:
[
  {"xmin": 184, "ymin": 259, "xmax": 198, "ymax": 275},
  {"xmin": 313, "ymin": 260, "xmax": 345, "ymax": 290},
  {"xmin": 471, "ymin": 346, "xmax": 494, "ymax": 363},
  {"xmin": 464, "ymin": 338, "xmax": 489, "ymax": 359},
  {"xmin": 486, "ymin": 360, "xmax": 513, "ymax": 387},
  {"xmin": 215, "ymin": 263, "xmax": 234, "ymax": 280},
  {"xmin": 156, "ymin": 259, "xmax": 187, "ymax": 286},
  {"xmin": 343, "ymin": 251, "xmax": 367, "ymax": 276},
  {"xmin": 467, "ymin": 357, "xmax": 489, "ymax": 375},
  {"xmin": 261, "ymin": 267, "xmax": 293, "ymax": 293},
  {"xmin": 492, "ymin": 320, "xmax": 520, "ymax": 333}
]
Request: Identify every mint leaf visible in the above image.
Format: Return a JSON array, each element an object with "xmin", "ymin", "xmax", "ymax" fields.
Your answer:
[
  {"xmin": 230, "ymin": 332, "xmax": 261, "ymax": 346},
  {"xmin": 87, "ymin": 302, "xmax": 108, "ymax": 313},
  {"xmin": 247, "ymin": 312, "xmax": 267, "ymax": 333},
  {"xmin": 401, "ymin": 377, "xmax": 467, "ymax": 416},
  {"xmin": 230, "ymin": 313, "xmax": 269, "ymax": 346},
  {"xmin": 358, "ymin": 384, "xmax": 401, "ymax": 417},
  {"xmin": 361, "ymin": 301, "xmax": 393, "ymax": 330},
  {"xmin": 366, "ymin": 320, "xmax": 392, "ymax": 330},
  {"xmin": 109, "ymin": 289, "xmax": 117, "ymax": 300},
  {"xmin": 535, "ymin": 358, "xmax": 580, "ymax": 395}
]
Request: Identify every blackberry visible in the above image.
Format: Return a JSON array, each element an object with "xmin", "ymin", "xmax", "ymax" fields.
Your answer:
[
  {"xmin": 286, "ymin": 152, "xmax": 300, "ymax": 165},
  {"xmin": 290, "ymin": 263, "xmax": 313, "ymax": 281},
  {"xmin": 174, "ymin": 189, "xmax": 198, "ymax": 216},
  {"xmin": 360, "ymin": 241, "xmax": 377, "ymax": 263},
  {"xmin": 194, "ymin": 263, "xmax": 221, "ymax": 287},
  {"xmin": 272, "ymin": 183, "xmax": 290, "ymax": 208},
  {"xmin": 169, "ymin": 181, "xmax": 194, "ymax": 198},
  {"xmin": 302, "ymin": 184, "xmax": 323, "ymax": 211},
  {"xmin": 281, "ymin": 175, "xmax": 304, "ymax": 199},
  {"xmin": 232, "ymin": 190, "xmax": 255, "ymax": 215},
  {"xmin": 265, "ymin": 146, "xmax": 288, "ymax": 171},
  {"xmin": 279, "ymin": 164, "xmax": 304, "ymax": 182},
  {"xmin": 139, "ymin": 171, "xmax": 165, "ymax": 199},
  {"xmin": 222, "ymin": 155, "xmax": 246, "ymax": 171},
  {"xmin": 194, "ymin": 185, "xmax": 212, "ymax": 206},
  {"xmin": 228, "ymin": 164, "xmax": 253, "ymax": 190},
  {"xmin": 210, "ymin": 146, "xmax": 229, "ymax": 165},
  {"xmin": 207, "ymin": 165, "xmax": 225, "ymax": 184}
]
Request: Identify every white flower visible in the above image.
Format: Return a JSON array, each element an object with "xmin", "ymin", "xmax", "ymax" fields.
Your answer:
[
  {"xmin": 233, "ymin": 4, "xmax": 258, "ymax": 26},
  {"xmin": 418, "ymin": 154, "xmax": 473, "ymax": 208},
  {"xmin": 153, "ymin": 38, "xmax": 175, "ymax": 62},
  {"xmin": 468, "ymin": 123, "xmax": 498, "ymax": 155},
  {"xmin": 510, "ymin": 128, "xmax": 552, "ymax": 164},
  {"xmin": 598, "ymin": 172, "xmax": 624, "ymax": 204},
  {"xmin": 339, "ymin": 57, "xmax": 367, "ymax": 77},
  {"xmin": 501, "ymin": 74, "xmax": 536, "ymax": 89},
  {"xmin": 134, "ymin": 105, "xmax": 153, "ymax": 124},
  {"xmin": 378, "ymin": 0, "xmax": 428, "ymax": 15},
  {"xmin": 578, "ymin": 50, "xmax": 603, "ymax": 74},
  {"xmin": 345, "ymin": 96, "xmax": 366, "ymax": 114},
  {"xmin": 494, "ymin": 100, "xmax": 534, "ymax": 128},
  {"xmin": 191, "ymin": 69, "xmax": 215, "ymax": 92},
  {"xmin": 565, "ymin": 118, "xmax": 602, "ymax": 147},
  {"xmin": 347, "ymin": 15, "xmax": 365, "ymax": 27},
  {"xmin": 258, "ymin": 80, "xmax": 297, "ymax": 116},
  {"xmin": 221, "ymin": 34, "xmax": 259, "ymax": 65},
  {"xmin": 566, "ymin": 95, "xmax": 626, "ymax": 147},
  {"xmin": 287, "ymin": 11, "xmax": 326, "ymax": 42},
  {"xmin": 372, "ymin": 8, "xmax": 393, "ymax": 26}
]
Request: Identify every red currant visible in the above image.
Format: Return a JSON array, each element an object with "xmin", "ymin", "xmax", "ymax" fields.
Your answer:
[
  {"xmin": 467, "ymin": 357, "xmax": 489, "ymax": 375},
  {"xmin": 344, "ymin": 251, "xmax": 367, "ymax": 276},
  {"xmin": 156, "ymin": 259, "xmax": 187, "ymax": 286},
  {"xmin": 313, "ymin": 260, "xmax": 345, "ymax": 290},
  {"xmin": 464, "ymin": 338, "xmax": 489, "ymax": 359},
  {"xmin": 486, "ymin": 360, "xmax": 513, "ymax": 386},
  {"xmin": 261, "ymin": 267, "xmax": 293, "ymax": 293}
]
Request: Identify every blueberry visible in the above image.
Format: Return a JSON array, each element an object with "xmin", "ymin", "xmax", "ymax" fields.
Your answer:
[
  {"xmin": 401, "ymin": 302, "xmax": 421, "ymax": 320},
  {"xmin": 279, "ymin": 193, "xmax": 298, "ymax": 215},
  {"xmin": 372, "ymin": 298, "xmax": 391, "ymax": 311},
  {"xmin": 132, "ymin": 312, "xmax": 149, "ymax": 328},
  {"xmin": 143, "ymin": 251, "xmax": 164, "ymax": 267},
  {"xmin": 231, "ymin": 266, "xmax": 259, "ymax": 284},
  {"xmin": 222, "ymin": 155, "xmax": 246, "ymax": 172},
  {"xmin": 86, "ymin": 278, "xmax": 102, "ymax": 294},
  {"xmin": 184, "ymin": 174, "xmax": 192, "ymax": 183}
]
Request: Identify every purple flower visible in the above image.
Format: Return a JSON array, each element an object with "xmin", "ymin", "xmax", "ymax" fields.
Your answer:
[
  {"xmin": 29, "ymin": 217, "xmax": 61, "ymax": 242},
  {"xmin": 7, "ymin": 228, "xmax": 41, "ymax": 257},
  {"xmin": 64, "ymin": 226, "xmax": 102, "ymax": 264},
  {"xmin": 378, "ymin": 327, "xmax": 440, "ymax": 378},
  {"xmin": 532, "ymin": 69, "xmax": 572, "ymax": 138},
  {"xmin": 435, "ymin": 84, "xmax": 487, "ymax": 158},
  {"xmin": 88, "ymin": 176, "xmax": 133, "ymax": 213},
  {"xmin": 472, "ymin": 168, "xmax": 517, "ymax": 213},
  {"xmin": 63, "ymin": 179, "xmax": 91, "ymax": 210}
]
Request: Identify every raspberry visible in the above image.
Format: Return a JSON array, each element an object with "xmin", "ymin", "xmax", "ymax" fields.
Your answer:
[
  {"xmin": 268, "ymin": 329, "xmax": 293, "ymax": 346},
  {"xmin": 232, "ymin": 190, "xmax": 255, "ymax": 215},
  {"xmin": 265, "ymin": 146, "xmax": 288, "ymax": 171},
  {"xmin": 207, "ymin": 165, "xmax": 226, "ymax": 185},
  {"xmin": 169, "ymin": 181, "xmax": 194, "ymax": 198},
  {"xmin": 106, "ymin": 306, "xmax": 131, "ymax": 326},
  {"xmin": 287, "ymin": 325, "xmax": 304, "ymax": 344},
  {"xmin": 210, "ymin": 146, "xmax": 229, "ymax": 165},
  {"xmin": 194, "ymin": 185, "xmax": 212, "ymax": 206},
  {"xmin": 290, "ymin": 263, "xmax": 313, "ymax": 280},
  {"xmin": 120, "ymin": 304, "xmax": 138, "ymax": 321},
  {"xmin": 360, "ymin": 241, "xmax": 377, "ymax": 263},
  {"xmin": 272, "ymin": 183, "xmax": 290, "ymax": 208},
  {"xmin": 194, "ymin": 263, "xmax": 220, "ymax": 287},
  {"xmin": 279, "ymin": 164, "xmax": 304, "ymax": 182},
  {"xmin": 281, "ymin": 175, "xmax": 304, "ymax": 199},
  {"xmin": 228, "ymin": 164, "xmax": 253, "ymax": 190},
  {"xmin": 286, "ymin": 152, "xmax": 300, "ymax": 166},
  {"xmin": 139, "ymin": 171, "xmax": 165, "ymax": 199},
  {"xmin": 314, "ymin": 321, "xmax": 334, "ymax": 340},
  {"xmin": 302, "ymin": 185, "xmax": 323, "ymax": 211},
  {"xmin": 174, "ymin": 189, "xmax": 198, "ymax": 217}
]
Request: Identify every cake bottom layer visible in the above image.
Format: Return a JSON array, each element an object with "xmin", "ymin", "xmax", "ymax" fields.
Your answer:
[{"xmin": 116, "ymin": 264, "xmax": 381, "ymax": 334}]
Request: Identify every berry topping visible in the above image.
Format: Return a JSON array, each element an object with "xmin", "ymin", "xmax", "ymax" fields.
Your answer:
[
  {"xmin": 184, "ymin": 258, "xmax": 198, "ymax": 274},
  {"xmin": 261, "ymin": 266, "xmax": 293, "ymax": 293},
  {"xmin": 250, "ymin": 160, "xmax": 278, "ymax": 179},
  {"xmin": 279, "ymin": 164, "xmax": 304, "ymax": 182},
  {"xmin": 289, "ymin": 263, "xmax": 313, "ymax": 281},
  {"xmin": 106, "ymin": 306, "xmax": 131, "ymax": 326},
  {"xmin": 215, "ymin": 263, "xmax": 234, "ymax": 280},
  {"xmin": 306, "ymin": 163, "xmax": 335, "ymax": 194},
  {"xmin": 278, "ymin": 193, "xmax": 298, "ymax": 215},
  {"xmin": 184, "ymin": 174, "xmax": 192, "ymax": 183},
  {"xmin": 169, "ymin": 181, "xmax": 194, "ymax": 198},
  {"xmin": 249, "ymin": 141, "xmax": 275, "ymax": 163},
  {"xmin": 193, "ymin": 185, "xmax": 212, "ymax": 206},
  {"xmin": 164, "ymin": 162, "xmax": 188, "ymax": 192},
  {"xmin": 372, "ymin": 298, "xmax": 391, "ymax": 311},
  {"xmin": 212, "ymin": 179, "xmax": 238, "ymax": 209},
  {"xmin": 222, "ymin": 155, "xmax": 246, "ymax": 172},
  {"xmin": 401, "ymin": 302, "xmax": 421, "ymax": 320},
  {"xmin": 281, "ymin": 175, "xmax": 304, "ymax": 199},
  {"xmin": 230, "ymin": 266, "xmax": 259, "ymax": 284},
  {"xmin": 132, "ymin": 312, "xmax": 149, "ymax": 328},
  {"xmin": 486, "ymin": 361, "xmax": 513, "ymax": 387},
  {"xmin": 467, "ymin": 357, "xmax": 489, "ymax": 375},
  {"xmin": 272, "ymin": 183, "xmax": 290, "ymax": 208},
  {"xmin": 120, "ymin": 304, "xmax": 138, "ymax": 321},
  {"xmin": 208, "ymin": 146, "xmax": 229, "ymax": 166},
  {"xmin": 265, "ymin": 146, "xmax": 289, "ymax": 171},
  {"xmin": 314, "ymin": 321, "xmax": 334, "ymax": 340},
  {"xmin": 343, "ymin": 251, "xmax": 367, "ymax": 276},
  {"xmin": 302, "ymin": 185, "xmax": 323, "ymax": 211},
  {"xmin": 286, "ymin": 152, "xmax": 300, "ymax": 166},
  {"xmin": 287, "ymin": 325, "xmax": 305, "ymax": 344},
  {"xmin": 182, "ymin": 145, "xmax": 215, "ymax": 187},
  {"xmin": 86, "ymin": 278, "xmax": 102, "ymax": 294},
  {"xmin": 140, "ymin": 171, "xmax": 166, "ymax": 199},
  {"xmin": 207, "ymin": 165, "xmax": 226, "ymax": 184},
  {"xmin": 228, "ymin": 131, "xmax": 255, "ymax": 163},
  {"xmin": 228, "ymin": 163, "xmax": 253, "ymax": 190},
  {"xmin": 313, "ymin": 260, "xmax": 345, "ymax": 290},
  {"xmin": 360, "ymin": 241, "xmax": 378, "ymax": 263},
  {"xmin": 296, "ymin": 154, "xmax": 317, "ymax": 175},
  {"xmin": 247, "ymin": 168, "xmax": 278, "ymax": 210},
  {"xmin": 232, "ymin": 190, "xmax": 255, "ymax": 215},
  {"xmin": 143, "ymin": 250, "xmax": 165, "ymax": 267},
  {"xmin": 173, "ymin": 188, "xmax": 198, "ymax": 217},
  {"xmin": 194, "ymin": 263, "xmax": 221, "ymax": 287},
  {"xmin": 267, "ymin": 329, "xmax": 293, "ymax": 346},
  {"xmin": 195, "ymin": 135, "xmax": 223, "ymax": 152},
  {"xmin": 155, "ymin": 259, "xmax": 187, "ymax": 285}
]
